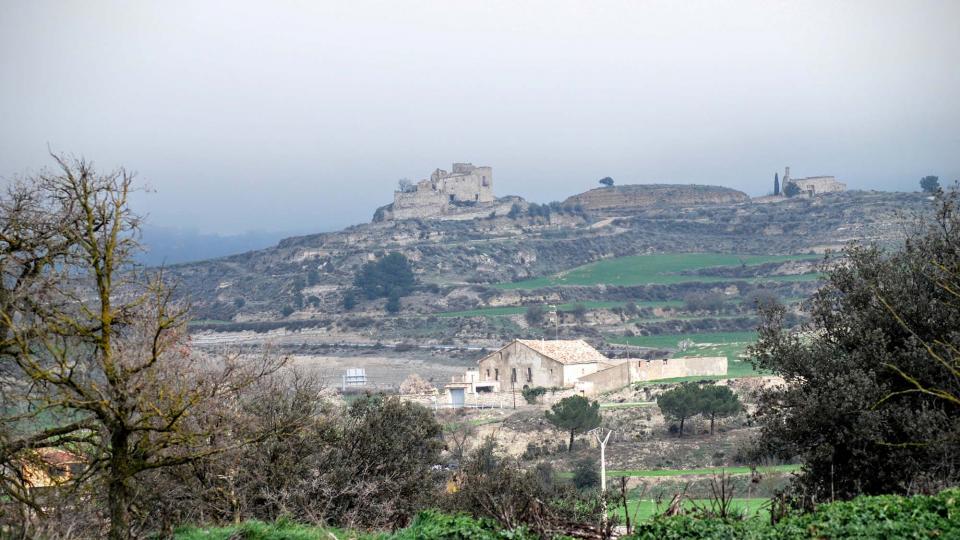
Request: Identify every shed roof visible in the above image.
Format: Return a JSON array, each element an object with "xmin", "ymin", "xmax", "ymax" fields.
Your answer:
[{"xmin": 515, "ymin": 339, "xmax": 608, "ymax": 365}]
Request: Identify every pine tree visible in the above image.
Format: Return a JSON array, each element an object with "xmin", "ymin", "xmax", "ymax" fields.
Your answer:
[{"xmin": 774, "ymin": 172, "xmax": 781, "ymax": 196}]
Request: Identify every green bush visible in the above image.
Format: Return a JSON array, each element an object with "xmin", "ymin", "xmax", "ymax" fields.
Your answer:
[
  {"xmin": 354, "ymin": 252, "xmax": 415, "ymax": 300},
  {"xmin": 627, "ymin": 488, "xmax": 960, "ymax": 539},
  {"xmin": 521, "ymin": 386, "xmax": 546, "ymax": 404},
  {"xmin": 572, "ymin": 458, "xmax": 600, "ymax": 490},
  {"xmin": 392, "ymin": 511, "xmax": 536, "ymax": 540}
]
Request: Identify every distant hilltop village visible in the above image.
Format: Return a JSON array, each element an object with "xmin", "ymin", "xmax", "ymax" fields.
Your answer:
[
  {"xmin": 373, "ymin": 162, "xmax": 505, "ymax": 221},
  {"xmin": 373, "ymin": 162, "xmax": 847, "ymax": 222}
]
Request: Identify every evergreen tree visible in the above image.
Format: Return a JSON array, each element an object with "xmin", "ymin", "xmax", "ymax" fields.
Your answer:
[
  {"xmin": 657, "ymin": 383, "xmax": 702, "ymax": 437},
  {"xmin": 342, "ymin": 290, "xmax": 357, "ymax": 310},
  {"xmin": 920, "ymin": 175, "xmax": 940, "ymax": 193},
  {"xmin": 751, "ymin": 190, "xmax": 960, "ymax": 498},
  {"xmin": 545, "ymin": 395, "xmax": 602, "ymax": 452},
  {"xmin": 354, "ymin": 252, "xmax": 415, "ymax": 300},
  {"xmin": 774, "ymin": 172, "xmax": 780, "ymax": 195},
  {"xmin": 697, "ymin": 384, "xmax": 742, "ymax": 434},
  {"xmin": 385, "ymin": 290, "xmax": 401, "ymax": 314}
]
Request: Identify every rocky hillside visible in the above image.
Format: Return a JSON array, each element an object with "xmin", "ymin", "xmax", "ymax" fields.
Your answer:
[
  {"xmin": 562, "ymin": 184, "xmax": 749, "ymax": 214},
  {"xmin": 166, "ymin": 190, "xmax": 927, "ymax": 346}
]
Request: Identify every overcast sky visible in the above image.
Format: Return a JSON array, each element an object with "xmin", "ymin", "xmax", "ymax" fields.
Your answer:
[{"xmin": 2, "ymin": 1, "xmax": 958, "ymax": 234}]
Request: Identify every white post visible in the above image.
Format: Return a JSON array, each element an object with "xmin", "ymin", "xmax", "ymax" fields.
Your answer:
[
  {"xmin": 594, "ymin": 428, "xmax": 613, "ymax": 531},
  {"xmin": 594, "ymin": 429, "xmax": 612, "ymax": 492}
]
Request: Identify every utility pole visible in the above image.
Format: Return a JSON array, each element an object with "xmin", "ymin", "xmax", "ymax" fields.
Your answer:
[
  {"xmin": 550, "ymin": 304, "xmax": 559, "ymax": 340},
  {"xmin": 594, "ymin": 428, "xmax": 612, "ymax": 492},
  {"xmin": 593, "ymin": 428, "xmax": 613, "ymax": 530}
]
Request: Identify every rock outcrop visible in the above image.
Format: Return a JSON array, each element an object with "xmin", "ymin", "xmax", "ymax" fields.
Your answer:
[{"xmin": 563, "ymin": 184, "xmax": 749, "ymax": 214}]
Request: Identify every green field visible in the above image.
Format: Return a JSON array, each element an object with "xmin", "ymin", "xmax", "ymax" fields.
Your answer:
[
  {"xmin": 606, "ymin": 331, "xmax": 762, "ymax": 379},
  {"xmin": 496, "ymin": 253, "xmax": 821, "ymax": 290},
  {"xmin": 599, "ymin": 401, "xmax": 657, "ymax": 410},
  {"xmin": 613, "ymin": 497, "xmax": 769, "ymax": 522},
  {"xmin": 558, "ymin": 464, "xmax": 799, "ymax": 481},
  {"xmin": 607, "ymin": 330, "xmax": 757, "ymax": 351},
  {"xmin": 438, "ymin": 300, "xmax": 683, "ymax": 318},
  {"xmin": 605, "ymin": 464, "xmax": 800, "ymax": 478}
]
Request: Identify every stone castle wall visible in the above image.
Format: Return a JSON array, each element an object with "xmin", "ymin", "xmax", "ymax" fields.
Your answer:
[{"xmin": 379, "ymin": 162, "xmax": 494, "ymax": 221}]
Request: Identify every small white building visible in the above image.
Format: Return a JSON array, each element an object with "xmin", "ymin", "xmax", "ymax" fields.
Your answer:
[{"xmin": 342, "ymin": 368, "xmax": 367, "ymax": 390}]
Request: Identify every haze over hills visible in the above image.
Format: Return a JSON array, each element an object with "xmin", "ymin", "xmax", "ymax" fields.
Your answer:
[{"xmin": 137, "ymin": 226, "xmax": 306, "ymax": 266}]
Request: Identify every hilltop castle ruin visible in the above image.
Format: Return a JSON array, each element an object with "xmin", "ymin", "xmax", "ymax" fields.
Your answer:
[{"xmin": 374, "ymin": 162, "xmax": 497, "ymax": 221}]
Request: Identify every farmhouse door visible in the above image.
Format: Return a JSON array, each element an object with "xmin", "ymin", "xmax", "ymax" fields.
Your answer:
[{"xmin": 450, "ymin": 388, "xmax": 465, "ymax": 408}]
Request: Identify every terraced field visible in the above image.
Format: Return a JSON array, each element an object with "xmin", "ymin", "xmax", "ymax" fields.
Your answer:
[
  {"xmin": 496, "ymin": 253, "xmax": 821, "ymax": 290},
  {"xmin": 439, "ymin": 300, "xmax": 683, "ymax": 318},
  {"xmin": 608, "ymin": 331, "xmax": 757, "ymax": 358}
]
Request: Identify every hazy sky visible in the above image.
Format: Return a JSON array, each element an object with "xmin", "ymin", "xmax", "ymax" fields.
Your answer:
[{"xmin": 2, "ymin": 1, "xmax": 958, "ymax": 234}]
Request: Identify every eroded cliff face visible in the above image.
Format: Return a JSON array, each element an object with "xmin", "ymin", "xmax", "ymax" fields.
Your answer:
[{"xmin": 563, "ymin": 184, "xmax": 749, "ymax": 213}]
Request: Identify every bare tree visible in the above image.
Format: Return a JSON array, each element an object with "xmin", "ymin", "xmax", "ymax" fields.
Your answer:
[{"xmin": 0, "ymin": 155, "xmax": 285, "ymax": 539}]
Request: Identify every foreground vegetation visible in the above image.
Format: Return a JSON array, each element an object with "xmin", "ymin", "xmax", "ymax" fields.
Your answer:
[
  {"xmin": 631, "ymin": 488, "xmax": 960, "ymax": 539},
  {"xmin": 176, "ymin": 489, "xmax": 959, "ymax": 539}
]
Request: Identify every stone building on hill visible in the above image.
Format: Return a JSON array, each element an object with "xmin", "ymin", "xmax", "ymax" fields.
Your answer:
[
  {"xmin": 374, "ymin": 162, "xmax": 495, "ymax": 221},
  {"xmin": 781, "ymin": 166, "xmax": 846, "ymax": 196}
]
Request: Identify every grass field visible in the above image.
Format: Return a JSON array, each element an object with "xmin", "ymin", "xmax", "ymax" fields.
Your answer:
[
  {"xmin": 598, "ymin": 401, "xmax": 657, "ymax": 409},
  {"xmin": 607, "ymin": 331, "xmax": 763, "ymax": 379},
  {"xmin": 607, "ymin": 330, "xmax": 757, "ymax": 351},
  {"xmin": 496, "ymin": 253, "xmax": 821, "ymax": 290},
  {"xmin": 605, "ymin": 464, "xmax": 800, "ymax": 478},
  {"xmin": 557, "ymin": 464, "xmax": 800, "ymax": 481},
  {"xmin": 438, "ymin": 300, "xmax": 683, "ymax": 318},
  {"xmin": 613, "ymin": 497, "xmax": 770, "ymax": 522}
]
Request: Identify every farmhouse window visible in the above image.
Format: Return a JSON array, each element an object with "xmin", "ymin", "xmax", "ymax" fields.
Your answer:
[
  {"xmin": 486, "ymin": 369, "xmax": 490, "ymax": 379},
  {"xmin": 511, "ymin": 368, "xmax": 517, "ymax": 382},
  {"xmin": 495, "ymin": 369, "xmax": 499, "ymax": 381},
  {"xmin": 526, "ymin": 367, "xmax": 532, "ymax": 383}
]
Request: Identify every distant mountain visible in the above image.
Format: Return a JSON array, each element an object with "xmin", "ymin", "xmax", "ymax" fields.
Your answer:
[{"xmin": 136, "ymin": 227, "xmax": 301, "ymax": 266}]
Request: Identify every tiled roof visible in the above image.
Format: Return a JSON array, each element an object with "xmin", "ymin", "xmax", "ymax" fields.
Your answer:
[{"xmin": 516, "ymin": 339, "xmax": 608, "ymax": 365}]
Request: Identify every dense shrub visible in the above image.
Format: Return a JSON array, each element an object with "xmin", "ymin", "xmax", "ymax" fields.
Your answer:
[
  {"xmin": 750, "ymin": 192, "xmax": 960, "ymax": 500},
  {"xmin": 354, "ymin": 252, "xmax": 416, "ymax": 300},
  {"xmin": 524, "ymin": 305, "xmax": 546, "ymax": 326},
  {"xmin": 392, "ymin": 511, "xmax": 536, "ymax": 540},
  {"xmin": 521, "ymin": 386, "xmax": 547, "ymax": 404},
  {"xmin": 572, "ymin": 458, "xmax": 600, "ymax": 490},
  {"xmin": 627, "ymin": 489, "xmax": 960, "ymax": 539},
  {"xmin": 444, "ymin": 439, "xmax": 611, "ymax": 537}
]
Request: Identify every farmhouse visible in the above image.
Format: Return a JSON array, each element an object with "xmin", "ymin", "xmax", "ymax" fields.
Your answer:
[
  {"xmin": 478, "ymin": 339, "xmax": 610, "ymax": 389},
  {"xmin": 443, "ymin": 339, "xmax": 728, "ymax": 406}
]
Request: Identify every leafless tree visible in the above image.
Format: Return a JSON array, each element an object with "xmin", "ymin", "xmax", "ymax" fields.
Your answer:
[{"xmin": 0, "ymin": 155, "xmax": 286, "ymax": 539}]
